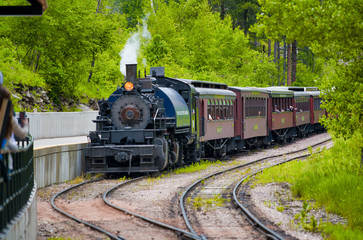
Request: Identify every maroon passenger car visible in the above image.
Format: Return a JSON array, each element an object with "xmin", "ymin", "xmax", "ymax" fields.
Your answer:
[
  {"xmin": 310, "ymin": 91, "xmax": 326, "ymax": 132},
  {"xmin": 198, "ymin": 87, "xmax": 236, "ymax": 157},
  {"xmin": 229, "ymin": 87, "xmax": 271, "ymax": 148},
  {"xmin": 294, "ymin": 91, "xmax": 314, "ymax": 137},
  {"xmin": 264, "ymin": 87, "xmax": 296, "ymax": 143}
]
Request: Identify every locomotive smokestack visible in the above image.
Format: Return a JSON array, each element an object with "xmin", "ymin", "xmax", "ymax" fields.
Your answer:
[{"xmin": 126, "ymin": 64, "xmax": 137, "ymax": 84}]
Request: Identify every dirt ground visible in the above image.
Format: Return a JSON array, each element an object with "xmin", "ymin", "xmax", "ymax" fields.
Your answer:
[{"xmin": 37, "ymin": 133, "xmax": 335, "ymax": 240}]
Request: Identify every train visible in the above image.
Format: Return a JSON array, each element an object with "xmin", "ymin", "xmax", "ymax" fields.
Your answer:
[{"xmin": 84, "ymin": 64, "xmax": 325, "ymax": 174}]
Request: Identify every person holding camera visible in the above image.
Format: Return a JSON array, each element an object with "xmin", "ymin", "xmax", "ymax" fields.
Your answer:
[{"xmin": 0, "ymin": 73, "xmax": 29, "ymax": 151}]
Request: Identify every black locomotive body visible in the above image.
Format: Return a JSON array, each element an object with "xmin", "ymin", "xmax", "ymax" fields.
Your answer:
[{"xmin": 84, "ymin": 64, "xmax": 195, "ymax": 174}]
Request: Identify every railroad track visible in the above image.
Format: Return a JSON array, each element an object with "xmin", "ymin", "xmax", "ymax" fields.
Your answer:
[
  {"xmin": 51, "ymin": 175, "xmax": 204, "ymax": 239},
  {"xmin": 50, "ymin": 135, "xmax": 331, "ymax": 240},
  {"xmin": 180, "ymin": 138, "xmax": 332, "ymax": 239},
  {"xmin": 51, "ymin": 178, "xmax": 126, "ymax": 240},
  {"xmin": 103, "ymin": 177, "xmax": 204, "ymax": 240}
]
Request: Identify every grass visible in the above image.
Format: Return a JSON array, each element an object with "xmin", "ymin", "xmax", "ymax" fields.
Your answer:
[
  {"xmin": 187, "ymin": 193, "xmax": 229, "ymax": 211},
  {"xmin": 253, "ymin": 134, "xmax": 363, "ymax": 239},
  {"xmin": 276, "ymin": 205, "xmax": 285, "ymax": 212},
  {"xmin": 68, "ymin": 173, "xmax": 102, "ymax": 185},
  {"xmin": 146, "ymin": 175, "xmax": 162, "ymax": 185},
  {"xmin": 173, "ymin": 160, "xmax": 223, "ymax": 174}
]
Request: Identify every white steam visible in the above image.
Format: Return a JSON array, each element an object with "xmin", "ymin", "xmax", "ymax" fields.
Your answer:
[
  {"xmin": 119, "ymin": 32, "xmax": 141, "ymax": 76},
  {"xmin": 119, "ymin": 16, "xmax": 152, "ymax": 77}
]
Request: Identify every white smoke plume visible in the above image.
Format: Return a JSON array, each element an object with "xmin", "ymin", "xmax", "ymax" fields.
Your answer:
[
  {"xmin": 119, "ymin": 16, "xmax": 152, "ymax": 77},
  {"xmin": 119, "ymin": 32, "xmax": 141, "ymax": 76}
]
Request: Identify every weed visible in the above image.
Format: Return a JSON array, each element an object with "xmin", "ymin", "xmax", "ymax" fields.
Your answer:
[
  {"xmin": 264, "ymin": 200, "xmax": 272, "ymax": 208},
  {"xmin": 94, "ymin": 173, "xmax": 103, "ymax": 179},
  {"xmin": 276, "ymin": 205, "xmax": 285, "ymax": 212},
  {"xmin": 37, "ymin": 189, "xmax": 53, "ymax": 199},
  {"xmin": 173, "ymin": 160, "xmax": 222, "ymax": 174},
  {"xmin": 252, "ymin": 134, "xmax": 363, "ymax": 237},
  {"xmin": 188, "ymin": 194, "xmax": 229, "ymax": 211},
  {"xmin": 239, "ymin": 168, "xmax": 252, "ymax": 176},
  {"xmin": 146, "ymin": 176, "xmax": 161, "ymax": 185},
  {"xmin": 118, "ymin": 176, "xmax": 128, "ymax": 181}
]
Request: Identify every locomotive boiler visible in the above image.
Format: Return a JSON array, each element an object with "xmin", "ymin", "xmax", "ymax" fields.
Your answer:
[{"xmin": 84, "ymin": 64, "xmax": 191, "ymax": 174}]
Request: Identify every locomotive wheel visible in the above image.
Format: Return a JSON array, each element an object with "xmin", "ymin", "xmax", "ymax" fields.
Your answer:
[
  {"xmin": 168, "ymin": 141, "xmax": 180, "ymax": 165},
  {"xmin": 154, "ymin": 138, "xmax": 169, "ymax": 171},
  {"xmin": 184, "ymin": 141, "xmax": 199, "ymax": 163}
]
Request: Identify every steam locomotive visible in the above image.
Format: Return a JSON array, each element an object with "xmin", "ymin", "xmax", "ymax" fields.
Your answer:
[{"xmin": 84, "ymin": 64, "xmax": 325, "ymax": 174}]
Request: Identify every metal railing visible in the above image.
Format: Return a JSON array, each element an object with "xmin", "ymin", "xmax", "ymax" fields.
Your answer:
[
  {"xmin": 153, "ymin": 108, "xmax": 166, "ymax": 130},
  {"xmin": 0, "ymin": 136, "xmax": 34, "ymax": 233}
]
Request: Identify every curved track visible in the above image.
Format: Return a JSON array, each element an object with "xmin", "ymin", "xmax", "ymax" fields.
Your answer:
[
  {"xmin": 103, "ymin": 176, "xmax": 204, "ymax": 240},
  {"xmin": 50, "ymin": 135, "xmax": 331, "ymax": 240},
  {"xmin": 51, "ymin": 175, "xmax": 204, "ymax": 240},
  {"xmin": 51, "ymin": 178, "xmax": 125, "ymax": 240},
  {"xmin": 180, "ymin": 138, "xmax": 331, "ymax": 239},
  {"xmin": 232, "ymin": 154, "xmax": 311, "ymax": 240}
]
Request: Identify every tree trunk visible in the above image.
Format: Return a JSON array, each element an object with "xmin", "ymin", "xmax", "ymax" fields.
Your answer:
[
  {"xmin": 96, "ymin": 0, "xmax": 101, "ymax": 13},
  {"xmin": 274, "ymin": 41, "xmax": 280, "ymax": 85},
  {"xmin": 287, "ymin": 44, "xmax": 291, "ymax": 86},
  {"xmin": 243, "ymin": 10, "xmax": 248, "ymax": 36},
  {"xmin": 29, "ymin": 49, "xmax": 36, "ymax": 68},
  {"xmin": 283, "ymin": 39, "xmax": 286, "ymax": 85},
  {"xmin": 88, "ymin": 52, "xmax": 95, "ymax": 83},
  {"xmin": 268, "ymin": 39, "xmax": 271, "ymax": 57},
  {"xmin": 34, "ymin": 51, "xmax": 41, "ymax": 73},
  {"xmin": 220, "ymin": 1, "xmax": 225, "ymax": 20},
  {"xmin": 292, "ymin": 40, "xmax": 297, "ymax": 84}
]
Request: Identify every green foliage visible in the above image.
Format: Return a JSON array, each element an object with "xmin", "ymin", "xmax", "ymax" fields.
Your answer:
[
  {"xmin": 173, "ymin": 160, "xmax": 222, "ymax": 174},
  {"xmin": 323, "ymin": 223, "xmax": 363, "ymax": 240},
  {"xmin": 320, "ymin": 60, "xmax": 363, "ymax": 138},
  {"xmin": 0, "ymin": 37, "xmax": 46, "ymax": 89},
  {"xmin": 0, "ymin": 0, "xmax": 127, "ymax": 102},
  {"xmin": 254, "ymin": 0, "xmax": 363, "ymax": 138},
  {"xmin": 113, "ymin": 0, "xmax": 148, "ymax": 28},
  {"xmin": 144, "ymin": 34, "xmax": 169, "ymax": 66},
  {"xmin": 276, "ymin": 205, "xmax": 284, "ymax": 212},
  {"xmin": 209, "ymin": 0, "xmax": 261, "ymax": 34},
  {"xmin": 254, "ymin": 0, "xmax": 362, "ymax": 60},
  {"xmin": 144, "ymin": 0, "xmax": 276, "ymax": 87},
  {"xmin": 254, "ymin": 135, "xmax": 363, "ymax": 236},
  {"xmin": 68, "ymin": 173, "xmax": 92, "ymax": 184}
]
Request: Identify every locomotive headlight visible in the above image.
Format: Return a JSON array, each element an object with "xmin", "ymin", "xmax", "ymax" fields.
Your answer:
[{"xmin": 124, "ymin": 82, "xmax": 134, "ymax": 91}]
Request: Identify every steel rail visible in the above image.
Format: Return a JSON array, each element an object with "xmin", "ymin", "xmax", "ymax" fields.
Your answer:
[
  {"xmin": 103, "ymin": 176, "xmax": 203, "ymax": 240},
  {"xmin": 51, "ymin": 178, "xmax": 126, "ymax": 240},
  {"xmin": 232, "ymin": 154, "xmax": 311, "ymax": 240},
  {"xmin": 180, "ymin": 138, "xmax": 331, "ymax": 238}
]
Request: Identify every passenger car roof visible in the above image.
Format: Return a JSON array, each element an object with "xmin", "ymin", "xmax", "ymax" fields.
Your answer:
[{"xmin": 196, "ymin": 87, "xmax": 236, "ymax": 99}]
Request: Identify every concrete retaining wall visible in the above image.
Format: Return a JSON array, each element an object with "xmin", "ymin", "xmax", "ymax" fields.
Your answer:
[
  {"xmin": 26, "ymin": 111, "xmax": 98, "ymax": 139},
  {"xmin": 0, "ymin": 184, "xmax": 37, "ymax": 240},
  {"xmin": 34, "ymin": 143, "xmax": 87, "ymax": 189}
]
